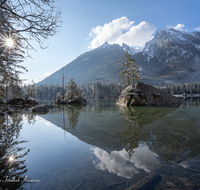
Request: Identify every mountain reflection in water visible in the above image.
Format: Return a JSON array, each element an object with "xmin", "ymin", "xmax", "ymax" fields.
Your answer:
[{"xmin": 1, "ymin": 99, "xmax": 200, "ymax": 189}]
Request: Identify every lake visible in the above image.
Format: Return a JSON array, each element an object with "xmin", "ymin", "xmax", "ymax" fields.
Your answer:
[{"xmin": 1, "ymin": 99, "xmax": 200, "ymax": 190}]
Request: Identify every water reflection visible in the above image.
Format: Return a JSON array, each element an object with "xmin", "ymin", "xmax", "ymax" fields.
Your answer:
[
  {"xmin": 2, "ymin": 100, "xmax": 200, "ymax": 189},
  {"xmin": 142, "ymin": 106, "xmax": 200, "ymax": 163},
  {"xmin": 23, "ymin": 108, "xmax": 37, "ymax": 125},
  {"xmin": 60, "ymin": 104, "xmax": 86, "ymax": 129},
  {"xmin": 117, "ymin": 105, "xmax": 177, "ymax": 126},
  {"xmin": 91, "ymin": 143, "xmax": 160, "ymax": 179},
  {"xmin": 118, "ymin": 105, "xmax": 177, "ymax": 157},
  {"xmin": 86, "ymin": 100, "xmax": 119, "ymax": 115},
  {"xmin": 117, "ymin": 104, "xmax": 200, "ymax": 163},
  {"xmin": 38, "ymin": 100, "xmax": 200, "ymax": 165},
  {"xmin": 121, "ymin": 121, "xmax": 142, "ymax": 157},
  {"xmin": 181, "ymin": 97, "xmax": 200, "ymax": 108},
  {"xmin": 0, "ymin": 115, "xmax": 31, "ymax": 189}
]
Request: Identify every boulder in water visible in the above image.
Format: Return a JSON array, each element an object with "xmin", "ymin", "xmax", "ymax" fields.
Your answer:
[{"xmin": 116, "ymin": 82, "xmax": 182, "ymax": 107}]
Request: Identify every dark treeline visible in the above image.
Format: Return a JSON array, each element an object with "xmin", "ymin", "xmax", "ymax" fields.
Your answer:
[
  {"xmin": 4, "ymin": 81, "xmax": 200, "ymax": 101},
  {"xmin": 34, "ymin": 81, "xmax": 200, "ymax": 100},
  {"xmin": 34, "ymin": 81, "xmax": 124, "ymax": 100},
  {"xmin": 160, "ymin": 82, "xmax": 200, "ymax": 95}
]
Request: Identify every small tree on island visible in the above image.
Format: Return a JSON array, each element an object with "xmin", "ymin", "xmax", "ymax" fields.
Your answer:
[
  {"xmin": 119, "ymin": 50, "xmax": 140, "ymax": 86},
  {"xmin": 56, "ymin": 92, "xmax": 61, "ymax": 99},
  {"xmin": 65, "ymin": 78, "xmax": 80, "ymax": 100}
]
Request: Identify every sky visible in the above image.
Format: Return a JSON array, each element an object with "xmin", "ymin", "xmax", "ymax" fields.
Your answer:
[{"xmin": 19, "ymin": 0, "xmax": 200, "ymax": 84}]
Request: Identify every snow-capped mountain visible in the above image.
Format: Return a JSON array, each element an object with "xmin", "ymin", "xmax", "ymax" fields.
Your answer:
[
  {"xmin": 38, "ymin": 29, "xmax": 200, "ymax": 86},
  {"xmin": 143, "ymin": 28, "xmax": 200, "ymax": 64},
  {"xmin": 135, "ymin": 28, "xmax": 200, "ymax": 83},
  {"xmin": 122, "ymin": 43, "xmax": 141, "ymax": 55}
]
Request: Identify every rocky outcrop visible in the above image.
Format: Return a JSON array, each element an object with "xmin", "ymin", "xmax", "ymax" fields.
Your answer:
[
  {"xmin": 0, "ymin": 100, "xmax": 5, "ymax": 105},
  {"xmin": 24, "ymin": 97, "xmax": 38, "ymax": 106},
  {"xmin": 55, "ymin": 97, "xmax": 87, "ymax": 105},
  {"xmin": 0, "ymin": 105, "xmax": 22, "ymax": 116},
  {"xmin": 6, "ymin": 97, "xmax": 38, "ymax": 107},
  {"xmin": 116, "ymin": 82, "xmax": 182, "ymax": 107},
  {"xmin": 0, "ymin": 110, "xmax": 5, "ymax": 116},
  {"xmin": 31, "ymin": 105, "xmax": 57, "ymax": 113}
]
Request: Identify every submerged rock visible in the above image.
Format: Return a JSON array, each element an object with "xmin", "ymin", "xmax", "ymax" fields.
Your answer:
[
  {"xmin": 32, "ymin": 105, "xmax": 49, "ymax": 113},
  {"xmin": 116, "ymin": 82, "xmax": 182, "ymax": 107},
  {"xmin": 31, "ymin": 105, "xmax": 57, "ymax": 113},
  {"xmin": 55, "ymin": 97, "xmax": 87, "ymax": 105}
]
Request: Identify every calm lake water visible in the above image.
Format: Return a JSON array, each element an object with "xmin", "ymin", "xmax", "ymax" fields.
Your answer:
[{"xmin": 1, "ymin": 99, "xmax": 200, "ymax": 190}]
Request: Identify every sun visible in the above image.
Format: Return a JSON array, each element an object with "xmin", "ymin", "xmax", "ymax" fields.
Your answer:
[
  {"xmin": 9, "ymin": 156, "xmax": 15, "ymax": 162},
  {"xmin": 6, "ymin": 38, "xmax": 14, "ymax": 48},
  {"xmin": 0, "ymin": 31, "xmax": 16, "ymax": 50}
]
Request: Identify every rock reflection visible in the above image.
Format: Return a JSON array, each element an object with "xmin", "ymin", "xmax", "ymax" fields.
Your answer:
[
  {"xmin": 118, "ymin": 104, "xmax": 200, "ymax": 163},
  {"xmin": 91, "ymin": 143, "xmax": 160, "ymax": 179},
  {"xmin": 118, "ymin": 105, "xmax": 177, "ymax": 127},
  {"xmin": 118, "ymin": 105, "xmax": 176, "ymax": 157},
  {"xmin": 0, "ymin": 115, "xmax": 31, "ymax": 189}
]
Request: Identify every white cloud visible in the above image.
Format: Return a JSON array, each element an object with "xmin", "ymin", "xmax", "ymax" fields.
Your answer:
[
  {"xmin": 194, "ymin": 27, "xmax": 200, "ymax": 31},
  {"xmin": 88, "ymin": 17, "xmax": 156, "ymax": 49},
  {"xmin": 166, "ymin": 24, "xmax": 185, "ymax": 31},
  {"xmin": 91, "ymin": 143, "xmax": 160, "ymax": 179}
]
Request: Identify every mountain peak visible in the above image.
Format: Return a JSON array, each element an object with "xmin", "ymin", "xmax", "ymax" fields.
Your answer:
[
  {"xmin": 121, "ymin": 43, "xmax": 129, "ymax": 49},
  {"xmin": 100, "ymin": 41, "xmax": 109, "ymax": 48},
  {"xmin": 121, "ymin": 43, "xmax": 141, "ymax": 55}
]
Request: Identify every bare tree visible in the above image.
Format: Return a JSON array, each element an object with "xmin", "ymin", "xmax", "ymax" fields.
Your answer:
[
  {"xmin": 0, "ymin": 0, "xmax": 62, "ymax": 52},
  {"xmin": 0, "ymin": 1, "xmax": 61, "ymax": 99}
]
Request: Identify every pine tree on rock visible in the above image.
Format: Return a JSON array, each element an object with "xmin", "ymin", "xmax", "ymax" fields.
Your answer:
[
  {"xmin": 119, "ymin": 50, "xmax": 140, "ymax": 86},
  {"xmin": 65, "ymin": 78, "xmax": 80, "ymax": 100}
]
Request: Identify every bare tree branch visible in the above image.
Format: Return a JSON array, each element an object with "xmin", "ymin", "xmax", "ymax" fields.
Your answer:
[{"xmin": 0, "ymin": 0, "xmax": 62, "ymax": 50}]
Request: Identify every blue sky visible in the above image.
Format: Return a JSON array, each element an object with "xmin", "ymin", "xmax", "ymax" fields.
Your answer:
[{"xmin": 20, "ymin": 0, "xmax": 200, "ymax": 84}]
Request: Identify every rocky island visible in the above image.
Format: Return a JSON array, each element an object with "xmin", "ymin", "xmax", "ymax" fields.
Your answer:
[
  {"xmin": 54, "ymin": 78, "xmax": 87, "ymax": 105},
  {"xmin": 0, "ymin": 97, "xmax": 38, "ymax": 116},
  {"xmin": 116, "ymin": 82, "xmax": 182, "ymax": 107}
]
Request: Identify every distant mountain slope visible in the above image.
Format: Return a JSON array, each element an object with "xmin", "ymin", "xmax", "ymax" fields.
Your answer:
[
  {"xmin": 37, "ymin": 42, "xmax": 127, "ymax": 85},
  {"xmin": 37, "ymin": 29, "xmax": 200, "ymax": 86}
]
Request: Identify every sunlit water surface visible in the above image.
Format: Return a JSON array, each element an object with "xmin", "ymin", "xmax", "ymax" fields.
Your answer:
[{"xmin": 1, "ymin": 99, "xmax": 200, "ymax": 190}]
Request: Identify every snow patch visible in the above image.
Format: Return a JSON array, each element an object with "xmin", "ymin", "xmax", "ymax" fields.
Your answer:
[
  {"xmin": 81, "ymin": 57, "xmax": 90, "ymax": 61},
  {"xmin": 36, "ymin": 116, "xmax": 52, "ymax": 126},
  {"xmin": 138, "ymin": 66, "xmax": 143, "ymax": 71},
  {"xmin": 195, "ymin": 45, "xmax": 200, "ymax": 51}
]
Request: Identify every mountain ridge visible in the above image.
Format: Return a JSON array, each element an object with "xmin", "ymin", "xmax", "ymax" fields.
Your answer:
[{"xmin": 37, "ymin": 28, "xmax": 200, "ymax": 86}]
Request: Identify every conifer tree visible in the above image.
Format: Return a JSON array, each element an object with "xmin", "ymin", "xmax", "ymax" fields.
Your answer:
[
  {"xmin": 119, "ymin": 50, "xmax": 140, "ymax": 86},
  {"xmin": 65, "ymin": 78, "xmax": 80, "ymax": 99},
  {"xmin": 57, "ymin": 92, "xmax": 61, "ymax": 99},
  {"xmin": 25, "ymin": 80, "xmax": 37, "ymax": 98}
]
